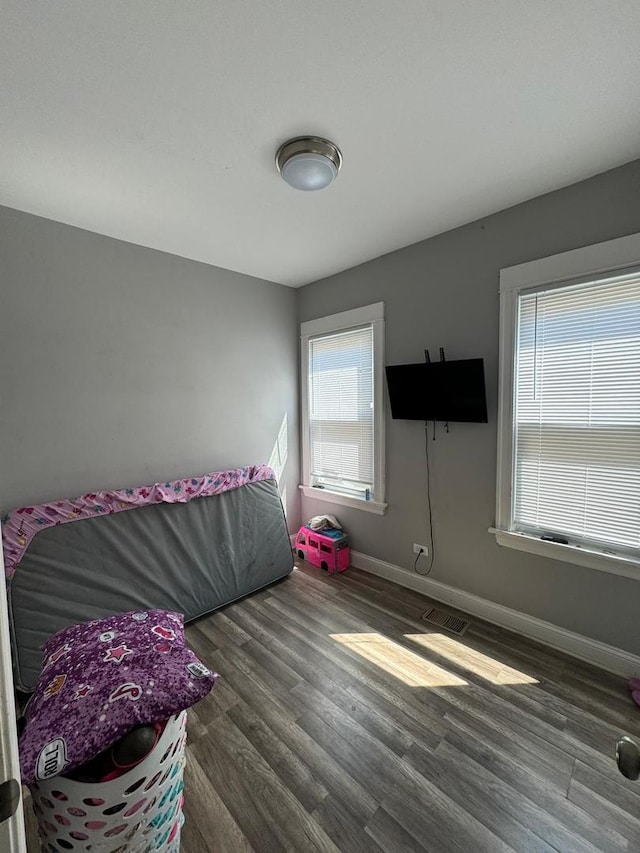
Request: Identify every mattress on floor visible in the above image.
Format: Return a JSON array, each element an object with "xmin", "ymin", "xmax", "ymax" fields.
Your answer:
[{"xmin": 7, "ymin": 477, "xmax": 293, "ymax": 691}]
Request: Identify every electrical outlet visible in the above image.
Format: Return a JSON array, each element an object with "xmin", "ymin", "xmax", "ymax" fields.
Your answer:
[{"xmin": 413, "ymin": 543, "xmax": 428, "ymax": 556}]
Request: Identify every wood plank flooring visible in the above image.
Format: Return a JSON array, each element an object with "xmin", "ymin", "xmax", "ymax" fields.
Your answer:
[{"xmin": 24, "ymin": 563, "xmax": 640, "ymax": 851}]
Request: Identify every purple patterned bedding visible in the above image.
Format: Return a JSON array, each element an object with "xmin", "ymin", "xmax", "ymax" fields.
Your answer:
[{"xmin": 20, "ymin": 609, "xmax": 217, "ymax": 785}]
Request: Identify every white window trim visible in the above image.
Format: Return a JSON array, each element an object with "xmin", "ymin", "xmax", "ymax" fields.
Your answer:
[
  {"xmin": 300, "ymin": 302, "xmax": 387, "ymax": 515},
  {"xmin": 298, "ymin": 485, "xmax": 387, "ymax": 515},
  {"xmin": 494, "ymin": 232, "xmax": 640, "ymax": 580}
]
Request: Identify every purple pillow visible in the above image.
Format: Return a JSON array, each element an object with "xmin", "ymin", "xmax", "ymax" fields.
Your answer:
[{"xmin": 20, "ymin": 610, "xmax": 217, "ymax": 785}]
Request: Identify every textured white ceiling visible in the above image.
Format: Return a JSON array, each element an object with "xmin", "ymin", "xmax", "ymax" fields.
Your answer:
[{"xmin": 2, "ymin": 2, "xmax": 640, "ymax": 286}]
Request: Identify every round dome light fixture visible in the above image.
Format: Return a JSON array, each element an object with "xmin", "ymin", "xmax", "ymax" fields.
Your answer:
[{"xmin": 276, "ymin": 136, "xmax": 342, "ymax": 191}]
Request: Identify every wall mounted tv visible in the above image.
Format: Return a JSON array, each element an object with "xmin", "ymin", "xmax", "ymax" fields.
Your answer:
[{"xmin": 385, "ymin": 358, "xmax": 488, "ymax": 423}]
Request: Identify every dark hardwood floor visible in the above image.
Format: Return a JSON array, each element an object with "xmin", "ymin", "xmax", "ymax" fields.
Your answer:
[{"xmin": 24, "ymin": 563, "xmax": 640, "ymax": 851}]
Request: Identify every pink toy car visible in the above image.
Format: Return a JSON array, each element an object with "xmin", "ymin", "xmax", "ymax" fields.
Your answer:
[{"xmin": 295, "ymin": 526, "xmax": 350, "ymax": 574}]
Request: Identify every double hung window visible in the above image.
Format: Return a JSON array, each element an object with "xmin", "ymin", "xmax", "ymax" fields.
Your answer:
[
  {"xmin": 300, "ymin": 303, "xmax": 386, "ymax": 514},
  {"xmin": 495, "ymin": 235, "xmax": 640, "ymax": 577}
]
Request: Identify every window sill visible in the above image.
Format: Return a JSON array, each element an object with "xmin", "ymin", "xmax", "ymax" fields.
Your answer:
[
  {"xmin": 299, "ymin": 485, "xmax": 387, "ymax": 515},
  {"xmin": 489, "ymin": 527, "xmax": 640, "ymax": 581}
]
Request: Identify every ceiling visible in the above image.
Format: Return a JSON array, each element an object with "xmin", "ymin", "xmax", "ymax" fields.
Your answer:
[{"xmin": 2, "ymin": 3, "xmax": 640, "ymax": 287}]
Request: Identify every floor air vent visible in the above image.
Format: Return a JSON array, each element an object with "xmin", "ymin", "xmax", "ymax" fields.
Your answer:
[{"xmin": 421, "ymin": 607, "xmax": 470, "ymax": 636}]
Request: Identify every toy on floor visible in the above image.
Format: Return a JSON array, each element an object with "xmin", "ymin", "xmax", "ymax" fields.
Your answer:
[{"xmin": 295, "ymin": 523, "xmax": 350, "ymax": 574}]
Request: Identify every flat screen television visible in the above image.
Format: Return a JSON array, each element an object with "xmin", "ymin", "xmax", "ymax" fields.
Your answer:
[{"xmin": 385, "ymin": 358, "xmax": 488, "ymax": 423}]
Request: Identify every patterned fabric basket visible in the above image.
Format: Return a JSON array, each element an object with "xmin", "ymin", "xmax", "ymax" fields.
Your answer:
[{"xmin": 29, "ymin": 711, "xmax": 187, "ymax": 852}]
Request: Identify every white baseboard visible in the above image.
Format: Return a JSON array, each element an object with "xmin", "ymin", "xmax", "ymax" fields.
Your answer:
[{"xmin": 350, "ymin": 550, "xmax": 640, "ymax": 678}]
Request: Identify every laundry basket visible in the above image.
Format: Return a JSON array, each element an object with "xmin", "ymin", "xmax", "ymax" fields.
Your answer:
[{"xmin": 29, "ymin": 711, "xmax": 187, "ymax": 853}]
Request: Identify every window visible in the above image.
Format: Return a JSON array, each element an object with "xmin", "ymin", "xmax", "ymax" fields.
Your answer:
[
  {"xmin": 300, "ymin": 303, "xmax": 386, "ymax": 514},
  {"xmin": 494, "ymin": 233, "xmax": 640, "ymax": 578}
]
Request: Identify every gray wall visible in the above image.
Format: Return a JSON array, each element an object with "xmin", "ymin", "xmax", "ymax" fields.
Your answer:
[
  {"xmin": 0, "ymin": 206, "xmax": 300, "ymax": 530},
  {"xmin": 299, "ymin": 159, "xmax": 640, "ymax": 654}
]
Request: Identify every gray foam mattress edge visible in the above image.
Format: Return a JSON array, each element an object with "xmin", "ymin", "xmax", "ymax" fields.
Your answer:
[{"xmin": 9, "ymin": 478, "xmax": 293, "ymax": 691}]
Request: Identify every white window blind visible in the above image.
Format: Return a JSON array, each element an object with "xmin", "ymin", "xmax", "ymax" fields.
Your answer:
[
  {"xmin": 513, "ymin": 272, "xmax": 640, "ymax": 555},
  {"xmin": 308, "ymin": 325, "xmax": 374, "ymax": 496}
]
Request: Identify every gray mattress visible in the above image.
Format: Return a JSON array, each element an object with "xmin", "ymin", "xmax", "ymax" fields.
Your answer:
[{"xmin": 9, "ymin": 478, "xmax": 293, "ymax": 691}]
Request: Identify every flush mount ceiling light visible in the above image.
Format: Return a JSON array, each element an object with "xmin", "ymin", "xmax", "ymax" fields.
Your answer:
[{"xmin": 276, "ymin": 136, "xmax": 342, "ymax": 191}]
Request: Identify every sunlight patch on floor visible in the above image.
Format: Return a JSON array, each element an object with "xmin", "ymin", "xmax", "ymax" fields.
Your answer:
[
  {"xmin": 330, "ymin": 632, "xmax": 468, "ymax": 687},
  {"xmin": 405, "ymin": 632, "xmax": 539, "ymax": 685}
]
